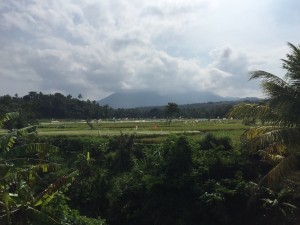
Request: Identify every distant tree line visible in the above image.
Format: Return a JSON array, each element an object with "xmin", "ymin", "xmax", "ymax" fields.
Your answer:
[
  {"xmin": 0, "ymin": 92, "xmax": 113, "ymax": 122},
  {"xmin": 0, "ymin": 92, "xmax": 257, "ymax": 123}
]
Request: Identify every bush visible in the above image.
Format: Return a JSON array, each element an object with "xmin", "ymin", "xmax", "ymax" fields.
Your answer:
[{"xmin": 199, "ymin": 133, "xmax": 233, "ymax": 151}]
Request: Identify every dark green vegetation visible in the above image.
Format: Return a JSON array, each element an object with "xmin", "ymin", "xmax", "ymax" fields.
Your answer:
[
  {"xmin": 0, "ymin": 113, "xmax": 105, "ymax": 225},
  {"xmin": 0, "ymin": 91, "xmax": 257, "ymax": 127},
  {"xmin": 34, "ymin": 134, "xmax": 300, "ymax": 225},
  {"xmin": 1, "ymin": 113, "xmax": 300, "ymax": 224},
  {"xmin": 1, "ymin": 42, "xmax": 300, "ymax": 224}
]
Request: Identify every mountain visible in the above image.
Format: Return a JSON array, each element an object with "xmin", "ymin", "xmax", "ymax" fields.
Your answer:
[
  {"xmin": 98, "ymin": 91, "xmax": 240, "ymax": 108},
  {"xmin": 98, "ymin": 92, "xmax": 168, "ymax": 108}
]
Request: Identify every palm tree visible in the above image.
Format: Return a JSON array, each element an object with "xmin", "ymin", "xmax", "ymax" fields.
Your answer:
[{"xmin": 229, "ymin": 42, "xmax": 300, "ymax": 187}]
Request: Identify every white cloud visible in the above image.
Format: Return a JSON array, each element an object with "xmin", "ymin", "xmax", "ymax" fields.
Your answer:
[{"xmin": 0, "ymin": 0, "xmax": 299, "ymax": 100}]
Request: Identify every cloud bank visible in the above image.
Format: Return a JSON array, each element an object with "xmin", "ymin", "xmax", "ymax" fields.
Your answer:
[{"xmin": 0, "ymin": 0, "xmax": 299, "ymax": 99}]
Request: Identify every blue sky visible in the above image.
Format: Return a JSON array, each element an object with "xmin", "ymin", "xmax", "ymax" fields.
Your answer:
[{"xmin": 0, "ymin": 0, "xmax": 299, "ymax": 100}]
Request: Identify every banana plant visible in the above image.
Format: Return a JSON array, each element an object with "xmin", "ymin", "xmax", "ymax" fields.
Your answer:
[{"xmin": 0, "ymin": 112, "xmax": 78, "ymax": 225}]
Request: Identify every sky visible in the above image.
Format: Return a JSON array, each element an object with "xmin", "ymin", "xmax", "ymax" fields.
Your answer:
[{"xmin": 0, "ymin": 0, "xmax": 299, "ymax": 100}]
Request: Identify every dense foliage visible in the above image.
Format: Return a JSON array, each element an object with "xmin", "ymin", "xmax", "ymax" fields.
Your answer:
[
  {"xmin": 37, "ymin": 134, "xmax": 300, "ymax": 225},
  {"xmin": 0, "ymin": 113, "xmax": 106, "ymax": 225},
  {"xmin": 1, "ymin": 111, "xmax": 300, "ymax": 224},
  {"xmin": 0, "ymin": 92, "xmax": 111, "ymax": 121},
  {"xmin": 0, "ymin": 92, "xmax": 254, "ymax": 124}
]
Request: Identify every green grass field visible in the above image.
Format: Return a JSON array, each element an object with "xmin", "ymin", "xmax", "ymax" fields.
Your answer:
[
  {"xmin": 0, "ymin": 119, "xmax": 248, "ymax": 147},
  {"xmin": 34, "ymin": 119, "xmax": 248, "ymax": 146}
]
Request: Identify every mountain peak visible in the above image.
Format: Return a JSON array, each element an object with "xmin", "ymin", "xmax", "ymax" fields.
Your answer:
[{"xmin": 98, "ymin": 91, "xmax": 239, "ymax": 108}]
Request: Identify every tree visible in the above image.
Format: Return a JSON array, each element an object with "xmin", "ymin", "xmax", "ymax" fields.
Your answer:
[
  {"xmin": 0, "ymin": 112, "xmax": 78, "ymax": 224},
  {"xmin": 149, "ymin": 107, "xmax": 163, "ymax": 118},
  {"xmin": 229, "ymin": 42, "xmax": 300, "ymax": 187},
  {"xmin": 165, "ymin": 102, "xmax": 179, "ymax": 125}
]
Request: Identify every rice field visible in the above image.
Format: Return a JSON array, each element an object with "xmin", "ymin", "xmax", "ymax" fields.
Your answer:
[
  {"xmin": 0, "ymin": 119, "xmax": 248, "ymax": 147},
  {"xmin": 34, "ymin": 119, "xmax": 248, "ymax": 146}
]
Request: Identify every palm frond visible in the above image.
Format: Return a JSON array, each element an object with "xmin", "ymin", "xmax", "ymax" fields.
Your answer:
[
  {"xmin": 245, "ymin": 128, "xmax": 300, "ymax": 152},
  {"xmin": 258, "ymin": 149, "xmax": 285, "ymax": 163},
  {"xmin": 250, "ymin": 70, "xmax": 300, "ymax": 122},
  {"xmin": 251, "ymin": 70, "xmax": 300, "ymax": 126},
  {"xmin": 241, "ymin": 43, "xmax": 300, "ymax": 189},
  {"xmin": 228, "ymin": 103, "xmax": 273, "ymax": 121},
  {"xmin": 259, "ymin": 154, "xmax": 300, "ymax": 188},
  {"xmin": 258, "ymin": 142, "xmax": 287, "ymax": 164},
  {"xmin": 261, "ymin": 79, "xmax": 298, "ymax": 99},
  {"xmin": 241, "ymin": 126, "xmax": 277, "ymax": 141},
  {"xmin": 282, "ymin": 42, "xmax": 300, "ymax": 88},
  {"xmin": 250, "ymin": 71, "xmax": 288, "ymax": 86}
]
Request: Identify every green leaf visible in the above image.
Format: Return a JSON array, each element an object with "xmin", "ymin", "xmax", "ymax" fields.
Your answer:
[
  {"xmin": 2, "ymin": 191, "xmax": 11, "ymax": 223},
  {"xmin": 32, "ymin": 170, "xmax": 78, "ymax": 207},
  {"xmin": 41, "ymin": 164, "xmax": 48, "ymax": 173},
  {"xmin": 0, "ymin": 112, "xmax": 19, "ymax": 127}
]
